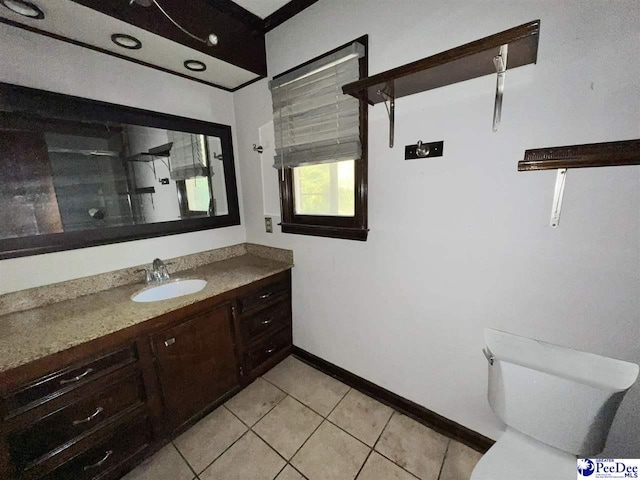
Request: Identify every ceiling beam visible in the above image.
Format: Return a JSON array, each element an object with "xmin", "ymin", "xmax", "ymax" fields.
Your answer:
[
  {"xmin": 205, "ymin": 0, "xmax": 264, "ymax": 32},
  {"xmin": 264, "ymin": 0, "xmax": 318, "ymax": 33},
  {"xmin": 70, "ymin": 0, "xmax": 267, "ymax": 75}
]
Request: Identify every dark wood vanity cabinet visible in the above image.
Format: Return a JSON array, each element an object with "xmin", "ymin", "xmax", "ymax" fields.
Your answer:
[
  {"xmin": 151, "ymin": 305, "xmax": 238, "ymax": 431},
  {"xmin": 37, "ymin": 415, "xmax": 152, "ymax": 480},
  {"xmin": 0, "ymin": 270, "xmax": 292, "ymax": 479},
  {"xmin": 1, "ymin": 345, "xmax": 149, "ymax": 480},
  {"xmin": 236, "ymin": 279, "xmax": 293, "ymax": 379}
]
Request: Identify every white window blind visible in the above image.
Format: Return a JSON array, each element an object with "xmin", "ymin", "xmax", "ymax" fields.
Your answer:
[
  {"xmin": 167, "ymin": 131, "xmax": 208, "ymax": 180},
  {"xmin": 269, "ymin": 42, "xmax": 365, "ymax": 170}
]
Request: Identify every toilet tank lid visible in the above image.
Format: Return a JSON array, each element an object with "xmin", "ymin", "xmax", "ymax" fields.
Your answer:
[{"xmin": 485, "ymin": 328, "xmax": 639, "ymax": 391}]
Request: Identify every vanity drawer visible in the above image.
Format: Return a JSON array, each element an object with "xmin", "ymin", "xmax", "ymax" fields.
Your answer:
[
  {"xmin": 9, "ymin": 372, "xmax": 146, "ymax": 471},
  {"xmin": 241, "ymin": 299, "xmax": 291, "ymax": 345},
  {"xmin": 37, "ymin": 414, "xmax": 151, "ymax": 480},
  {"xmin": 247, "ymin": 326, "xmax": 292, "ymax": 375},
  {"xmin": 4, "ymin": 345, "xmax": 138, "ymax": 418},
  {"xmin": 238, "ymin": 280, "xmax": 289, "ymax": 314}
]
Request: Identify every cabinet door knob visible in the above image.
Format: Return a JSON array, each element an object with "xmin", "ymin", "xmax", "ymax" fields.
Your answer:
[
  {"xmin": 60, "ymin": 368, "xmax": 94, "ymax": 385},
  {"xmin": 164, "ymin": 338, "xmax": 176, "ymax": 347},
  {"xmin": 83, "ymin": 450, "xmax": 113, "ymax": 471},
  {"xmin": 265, "ymin": 345, "xmax": 276, "ymax": 355},
  {"xmin": 73, "ymin": 406, "xmax": 104, "ymax": 425}
]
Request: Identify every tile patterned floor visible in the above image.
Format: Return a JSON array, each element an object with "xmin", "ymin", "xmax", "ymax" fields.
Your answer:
[{"xmin": 123, "ymin": 356, "xmax": 483, "ymax": 480}]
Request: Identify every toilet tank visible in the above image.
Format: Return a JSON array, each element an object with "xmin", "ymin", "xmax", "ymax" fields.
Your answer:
[{"xmin": 484, "ymin": 328, "xmax": 638, "ymax": 456}]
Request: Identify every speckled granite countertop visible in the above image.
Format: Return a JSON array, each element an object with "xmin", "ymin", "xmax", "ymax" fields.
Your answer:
[{"xmin": 0, "ymin": 253, "xmax": 292, "ymax": 373}]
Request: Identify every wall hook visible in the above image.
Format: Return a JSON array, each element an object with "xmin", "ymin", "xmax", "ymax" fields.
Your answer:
[
  {"xmin": 253, "ymin": 144, "xmax": 264, "ymax": 154},
  {"xmin": 404, "ymin": 140, "xmax": 444, "ymax": 160},
  {"xmin": 416, "ymin": 141, "xmax": 430, "ymax": 157}
]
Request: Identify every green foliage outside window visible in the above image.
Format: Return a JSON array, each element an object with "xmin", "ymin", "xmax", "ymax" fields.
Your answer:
[
  {"xmin": 294, "ymin": 160, "xmax": 355, "ymax": 216},
  {"xmin": 185, "ymin": 176, "xmax": 210, "ymax": 212}
]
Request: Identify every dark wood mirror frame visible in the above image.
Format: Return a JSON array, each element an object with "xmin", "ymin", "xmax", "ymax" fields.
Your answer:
[{"xmin": 0, "ymin": 83, "xmax": 241, "ymax": 260}]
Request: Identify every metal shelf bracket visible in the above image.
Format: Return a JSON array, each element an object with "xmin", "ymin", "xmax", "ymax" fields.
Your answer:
[
  {"xmin": 492, "ymin": 44, "xmax": 508, "ymax": 132},
  {"xmin": 378, "ymin": 84, "xmax": 395, "ymax": 148},
  {"xmin": 550, "ymin": 168, "xmax": 567, "ymax": 228}
]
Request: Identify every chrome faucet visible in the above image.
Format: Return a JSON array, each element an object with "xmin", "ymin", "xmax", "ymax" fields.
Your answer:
[
  {"xmin": 151, "ymin": 258, "xmax": 171, "ymax": 283},
  {"xmin": 138, "ymin": 258, "xmax": 171, "ymax": 284}
]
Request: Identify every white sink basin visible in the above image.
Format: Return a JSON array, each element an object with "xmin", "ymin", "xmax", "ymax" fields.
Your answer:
[{"xmin": 132, "ymin": 279, "xmax": 207, "ymax": 303}]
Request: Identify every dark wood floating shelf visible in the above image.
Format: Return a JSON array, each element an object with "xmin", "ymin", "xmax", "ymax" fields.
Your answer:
[
  {"xmin": 127, "ymin": 142, "xmax": 173, "ymax": 163},
  {"xmin": 518, "ymin": 139, "xmax": 640, "ymax": 171},
  {"xmin": 342, "ymin": 20, "xmax": 540, "ymax": 105}
]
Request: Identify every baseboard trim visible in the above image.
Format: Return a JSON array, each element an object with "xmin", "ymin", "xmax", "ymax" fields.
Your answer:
[{"xmin": 292, "ymin": 346, "xmax": 495, "ymax": 454}]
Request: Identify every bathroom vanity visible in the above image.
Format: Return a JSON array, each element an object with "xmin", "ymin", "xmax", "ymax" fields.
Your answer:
[{"xmin": 0, "ymin": 247, "xmax": 293, "ymax": 479}]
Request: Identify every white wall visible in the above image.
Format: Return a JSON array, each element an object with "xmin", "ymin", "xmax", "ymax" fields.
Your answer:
[
  {"xmin": 233, "ymin": 0, "xmax": 640, "ymax": 456},
  {"xmin": 127, "ymin": 126, "xmax": 182, "ymax": 223},
  {"xmin": 0, "ymin": 24, "xmax": 246, "ymax": 294}
]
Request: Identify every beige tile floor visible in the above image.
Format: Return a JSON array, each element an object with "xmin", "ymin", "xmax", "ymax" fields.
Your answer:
[{"xmin": 123, "ymin": 356, "xmax": 483, "ymax": 480}]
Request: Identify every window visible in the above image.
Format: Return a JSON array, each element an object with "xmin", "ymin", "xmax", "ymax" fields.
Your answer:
[
  {"xmin": 270, "ymin": 37, "xmax": 368, "ymax": 240},
  {"xmin": 293, "ymin": 160, "xmax": 355, "ymax": 216},
  {"xmin": 177, "ymin": 176, "xmax": 211, "ymax": 217},
  {"xmin": 172, "ymin": 132, "xmax": 212, "ymax": 217}
]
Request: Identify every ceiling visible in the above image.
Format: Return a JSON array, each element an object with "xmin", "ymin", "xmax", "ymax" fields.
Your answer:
[
  {"xmin": 233, "ymin": 0, "xmax": 291, "ymax": 19},
  {"xmin": 0, "ymin": 0, "xmax": 317, "ymax": 91},
  {"xmin": 0, "ymin": 0, "xmax": 264, "ymax": 91}
]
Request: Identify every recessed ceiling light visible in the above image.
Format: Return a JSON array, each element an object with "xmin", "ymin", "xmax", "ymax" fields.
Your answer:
[
  {"xmin": 111, "ymin": 34, "xmax": 142, "ymax": 50},
  {"xmin": 184, "ymin": 60, "xmax": 206, "ymax": 72},
  {"xmin": 1, "ymin": 0, "xmax": 44, "ymax": 19}
]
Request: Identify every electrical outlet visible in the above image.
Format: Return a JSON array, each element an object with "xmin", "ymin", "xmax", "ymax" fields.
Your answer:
[{"xmin": 265, "ymin": 217, "xmax": 273, "ymax": 233}]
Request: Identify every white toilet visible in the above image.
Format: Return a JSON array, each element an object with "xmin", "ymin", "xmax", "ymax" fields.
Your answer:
[{"xmin": 471, "ymin": 328, "xmax": 639, "ymax": 480}]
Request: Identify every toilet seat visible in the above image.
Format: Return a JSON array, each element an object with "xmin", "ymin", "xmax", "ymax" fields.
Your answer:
[{"xmin": 471, "ymin": 429, "xmax": 576, "ymax": 480}]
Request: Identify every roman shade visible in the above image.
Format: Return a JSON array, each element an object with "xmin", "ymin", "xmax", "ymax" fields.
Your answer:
[
  {"xmin": 168, "ymin": 131, "xmax": 209, "ymax": 180},
  {"xmin": 270, "ymin": 42, "xmax": 365, "ymax": 170}
]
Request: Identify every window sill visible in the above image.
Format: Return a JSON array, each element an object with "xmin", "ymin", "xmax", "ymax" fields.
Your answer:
[{"xmin": 280, "ymin": 222, "xmax": 368, "ymax": 241}]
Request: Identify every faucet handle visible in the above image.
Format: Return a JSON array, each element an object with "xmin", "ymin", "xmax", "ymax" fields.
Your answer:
[{"xmin": 135, "ymin": 268, "xmax": 153, "ymax": 284}]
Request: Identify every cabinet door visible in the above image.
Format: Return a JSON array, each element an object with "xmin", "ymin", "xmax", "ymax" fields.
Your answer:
[{"xmin": 151, "ymin": 305, "xmax": 238, "ymax": 430}]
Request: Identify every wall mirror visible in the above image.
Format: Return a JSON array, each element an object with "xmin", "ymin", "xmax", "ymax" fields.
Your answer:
[{"xmin": 0, "ymin": 83, "xmax": 240, "ymax": 259}]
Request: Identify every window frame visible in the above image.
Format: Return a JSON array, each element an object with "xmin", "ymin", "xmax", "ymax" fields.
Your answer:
[
  {"xmin": 176, "ymin": 137, "xmax": 214, "ymax": 218},
  {"xmin": 276, "ymin": 36, "xmax": 369, "ymax": 241},
  {"xmin": 176, "ymin": 178, "xmax": 210, "ymax": 218}
]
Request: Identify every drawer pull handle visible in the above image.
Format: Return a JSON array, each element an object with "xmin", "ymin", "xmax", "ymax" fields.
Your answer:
[
  {"xmin": 259, "ymin": 292, "xmax": 273, "ymax": 300},
  {"xmin": 83, "ymin": 450, "xmax": 113, "ymax": 471},
  {"xmin": 265, "ymin": 345, "xmax": 277, "ymax": 355},
  {"xmin": 261, "ymin": 317, "xmax": 274, "ymax": 326},
  {"xmin": 73, "ymin": 406, "xmax": 104, "ymax": 425},
  {"xmin": 60, "ymin": 368, "xmax": 94, "ymax": 385},
  {"xmin": 164, "ymin": 337, "xmax": 176, "ymax": 347}
]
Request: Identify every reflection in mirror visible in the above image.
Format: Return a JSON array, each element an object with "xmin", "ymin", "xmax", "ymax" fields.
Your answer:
[
  {"xmin": 0, "ymin": 83, "xmax": 240, "ymax": 259},
  {"xmin": 0, "ymin": 118, "xmax": 229, "ymax": 240}
]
